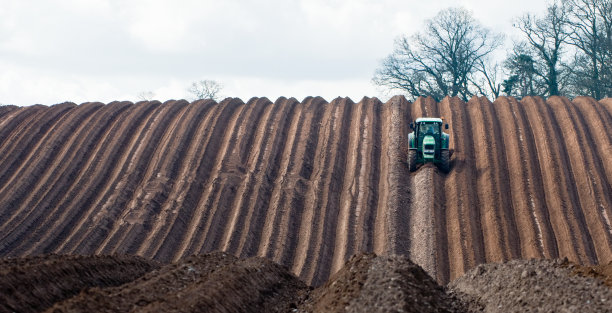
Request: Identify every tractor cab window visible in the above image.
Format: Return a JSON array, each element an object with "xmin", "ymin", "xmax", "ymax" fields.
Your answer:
[{"xmin": 419, "ymin": 123, "xmax": 439, "ymax": 136}]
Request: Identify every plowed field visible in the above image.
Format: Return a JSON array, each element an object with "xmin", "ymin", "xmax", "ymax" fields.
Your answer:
[{"xmin": 0, "ymin": 96, "xmax": 611, "ymax": 286}]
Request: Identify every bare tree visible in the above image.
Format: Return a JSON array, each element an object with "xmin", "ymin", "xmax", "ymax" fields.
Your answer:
[
  {"xmin": 137, "ymin": 91, "xmax": 155, "ymax": 101},
  {"xmin": 373, "ymin": 7, "xmax": 502, "ymax": 101},
  {"xmin": 188, "ymin": 80, "xmax": 223, "ymax": 101},
  {"xmin": 515, "ymin": 1, "xmax": 571, "ymax": 96},
  {"xmin": 564, "ymin": 0, "xmax": 612, "ymax": 98},
  {"xmin": 472, "ymin": 59, "xmax": 503, "ymax": 99}
]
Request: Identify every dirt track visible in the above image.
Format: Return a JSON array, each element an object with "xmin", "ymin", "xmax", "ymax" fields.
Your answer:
[{"xmin": 0, "ymin": 96, "xmax": 611, "ymax": 286}]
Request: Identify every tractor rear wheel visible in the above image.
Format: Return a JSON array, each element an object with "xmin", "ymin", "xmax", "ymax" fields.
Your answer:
[
  {"xmin": 439, "ymin": 149, "xmax": 450, "ymax": 173},
  {"xmin": 408, "ymin": 150, "xmax": 417, "ymax": 172}
]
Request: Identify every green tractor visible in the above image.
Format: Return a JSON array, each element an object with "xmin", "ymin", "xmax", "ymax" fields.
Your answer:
[{"xmin": 408, "ymin": 117, "xmax": 451, "ymax": 173}]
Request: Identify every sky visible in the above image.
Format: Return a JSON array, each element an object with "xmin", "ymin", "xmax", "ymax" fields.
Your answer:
[{"xmin": 0, "ymin": 0, "xmax": 549, "ymax": 106}]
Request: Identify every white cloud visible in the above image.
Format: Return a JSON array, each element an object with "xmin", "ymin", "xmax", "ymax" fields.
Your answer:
[
  {"xmin": 0, "ymin": 61, "xmax": 123, "ymax": 105},
  {"xmin": 119, "ymin": 0, "xmax": 201, "ymax": 51},
  {"xmin": 0, "ymin": 0, "xmax": 553, "ymax": 105}
]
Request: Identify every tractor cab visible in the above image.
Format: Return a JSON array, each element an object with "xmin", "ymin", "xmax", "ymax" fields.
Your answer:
[{"xmin": 408, "ymin": 117, "xmax": 450, "ymax": 172}]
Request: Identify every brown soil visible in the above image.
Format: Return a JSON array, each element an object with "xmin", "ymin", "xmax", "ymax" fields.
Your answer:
[
  {"xmin": 301, "ymin": 253, "xmax": 463, "ymax": 313},
  {"xmin": 300, "ymin": 253, "xmax": 376, "ymax": 312},
  {"xmin": 563, "ymin": 259, "xmax": 612, "ymax": 288},
  {"xmin": 449, "ymin": 258, "xmax": 612, "ymax": 313},
  {"xmin": 48, "ymin": 252, "xmax": 307, "ymax": 313},
  {"xmin": 9, "ymin": 252, "xmax": 465, "ymax": 313},
  {"xmin": 0, "ymin": 96, "xmax": 611, "ymax": 289},
  {"xmin": 0, "ymin": 254, "xmax": 159, "ymax": 313},
  {"xmin": 4, "ymin": 251, "xmax": 612, "ymax": 313}
]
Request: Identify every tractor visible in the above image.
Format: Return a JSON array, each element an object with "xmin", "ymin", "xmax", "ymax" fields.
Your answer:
[{"xmin": 408, "ymin": 117, "xmax": 450, "ymax": 173}]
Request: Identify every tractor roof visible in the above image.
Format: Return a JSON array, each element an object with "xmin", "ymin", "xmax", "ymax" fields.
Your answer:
[{"xmin": 415, "ymin": 117, "xmax": 443, "ymax": 123}]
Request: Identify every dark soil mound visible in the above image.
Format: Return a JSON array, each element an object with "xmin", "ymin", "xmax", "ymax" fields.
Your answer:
[
  {"xmin": 300, "ymin": 253, "xmax": 464, "ymax": 313},
  {"xmin": 48, "ymin": 252, "xmax": 307, "ymax": 313},
  {"xmin": 11, "ymin": 252, "xmax": 612, "ymax": 313},
  {"xmin": 0, "ymin": 254, "xmax": 159, "ymax": 313},
  {"xmin": 300, "ymin": 253, "xmax": 375, "ymax": 312},
  {"xmin": 449, "ymin": 259, "xmax": 612, "ymax": 313}
]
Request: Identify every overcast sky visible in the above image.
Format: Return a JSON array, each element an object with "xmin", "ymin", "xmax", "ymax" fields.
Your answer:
[{"xmin": 1, "ymin": 0, "xmax": 549, "ymax": 105}]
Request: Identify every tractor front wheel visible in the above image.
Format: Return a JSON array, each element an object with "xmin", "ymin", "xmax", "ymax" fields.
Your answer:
[
  {"xmin": 408, "ymin": 150, "xmax": 417, "ymax": 172},
  {"xmin": 439, "ymin": 149, "xmax": 450, "ymax": 173}
]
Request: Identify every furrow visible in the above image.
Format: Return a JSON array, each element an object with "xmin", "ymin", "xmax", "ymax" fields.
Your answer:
[
  {"xmin": 288, "ymin": 97, "xmax": 334, "ymax": 283},
  {"xmin": 438, "ymin": 97, "xmax": 485, "ymax": 280},
  {"xmin": 25, "ymin": 101, "xmax": 135, "ymax": 254},
  {"xmin": 564, "ymin": 97, "xmax": 612, "ymax": 260},
  {"xmin": 355, "ymin": 97, "xmax": 381, "ymax": 254},
  {"xmin": 266, "ymin": 99, "xmax": 311, "ymax": 268},
  {"xmin": 599, "ymin": 99, "xmax": 612, "ymax": 136},
  {"xmin": 235, "ymin": 98, "xmax": 301, "ymax": 259},
  {"xmin": 437, "ymin": 97, "xmax": 466, "ymax": 281},
  {"xmin": 573, "ymin": 98, "xmax": 612, "ymax": 199},
  {"xmin": 471, "ymin": 97, "xmax": 520, "ymax": 261},
  {"xmin": 198, "ymin": 98, "xmax": 272, "ymax": 255},
  {"xmin": 13, "ymin": 103, "xmax": 130, "ymax": 255},
  {"xmin": 374, "ymin": 100, "xmax": 391, "ymax": 255},
  {"xmin": 429, "ymin": 98, "xmax": 450, "ymax": 284},
  {"xmin": 307, "ymin": 98, "xmax": 353, "ymax": 286},
  {"xmin": 412, "ymin": 96, "xmax": 427, "ymax": 117},
  {"xmin": 270, "ymin": 97, "xmax": 329, "ymax": 279},
  {"xmin": 0, "ymin": 105, "xmax": 58, "ymax": 178},
  {"xmin": 119, "ymin": 100, "xmax": 209, "ymax": 257},
  {"xmin": 483, "ymin": 96, "xmax": 521, "ymax": 260},
  {"xmin": 57, "ymin": 102, "xmax": 161, "ymax": 254},
  {"xmin": 423, "ymin": 96, "xmax": 440, "ymax": 117},
  {"xmin": 544, "ymin": 97, "xmax": 597, "ymax": 263},
  {"xmin": 331, "ymin": 98, "xmax": 361, "ymax": 274},
  {"xmin": 188, "ymin": 98, "xmax": 255, "ymax": 256},
  {"xmin": 0, "ymin": 103, "xmax": 75, "ymax": 216},
  {"xmin": 348, "ymin": 99, "xmax": 375, "ymax": 255},
  {"xmin": 384, "ymin": 95, "xmax": 412, "ymax": 256},
  {"xmin": 92, "ymin": 101, "xmax": 185, "ymax": 255},
  {"xmin": 575, "ymin": 97, "xmax": 612, "ymax": 250},
  {"xmin": 169, "ymin": 98, "xmax": 244, "ymax": 258},
  {"xmin": 466, "ymin": 97, "xmax": 505, "ymax": 262},
  {"xmin": 492, "ymin": 97, "xmax": 544, "ymax": 259},
  {"xmin": 0, "ymin": 105, "xmax": 17, "ymax": 120},
  {"xmin": 457, "ymin": 96, "xmax": 487, "ymax": 269},
  {"xmin": 133, "ymin": 100, "xmax": 221, "ymax": 260},
  {"xmin": 432, "ymin": 161, "xmax": 449, "ymax": 283},
  {"xmin": 220, "ymin": 98, "xmax": 287, "ymax": 255},
  {"xmin": 96, "ymin": 101, "xmax": 189, "ymax": 255},
  {"xmin": 511, "ymin": 97, "xmax": 559, "ymax": 258},
  {"xmin": 260, "ymin": 100, "xmax": 308, "ymax": 273},
  {"xmin": 0, "ymin": 103, "xmax": 99, "ymax": 254},
  {"xmin": 0, "ymin": 107, "xmax": 43, "ymax": 166},
  {"xmin": 258, "ymin": 97, "xmax": 321, "ymax": 264},
  {"xmin": 520, "ymin": 97, "xmax": 585, "ymax": 262}
]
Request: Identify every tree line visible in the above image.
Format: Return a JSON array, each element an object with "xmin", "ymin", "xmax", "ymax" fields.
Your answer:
[{"xmin": 373, "ymin": 0, "xmax": 612, "ymax": 101}]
